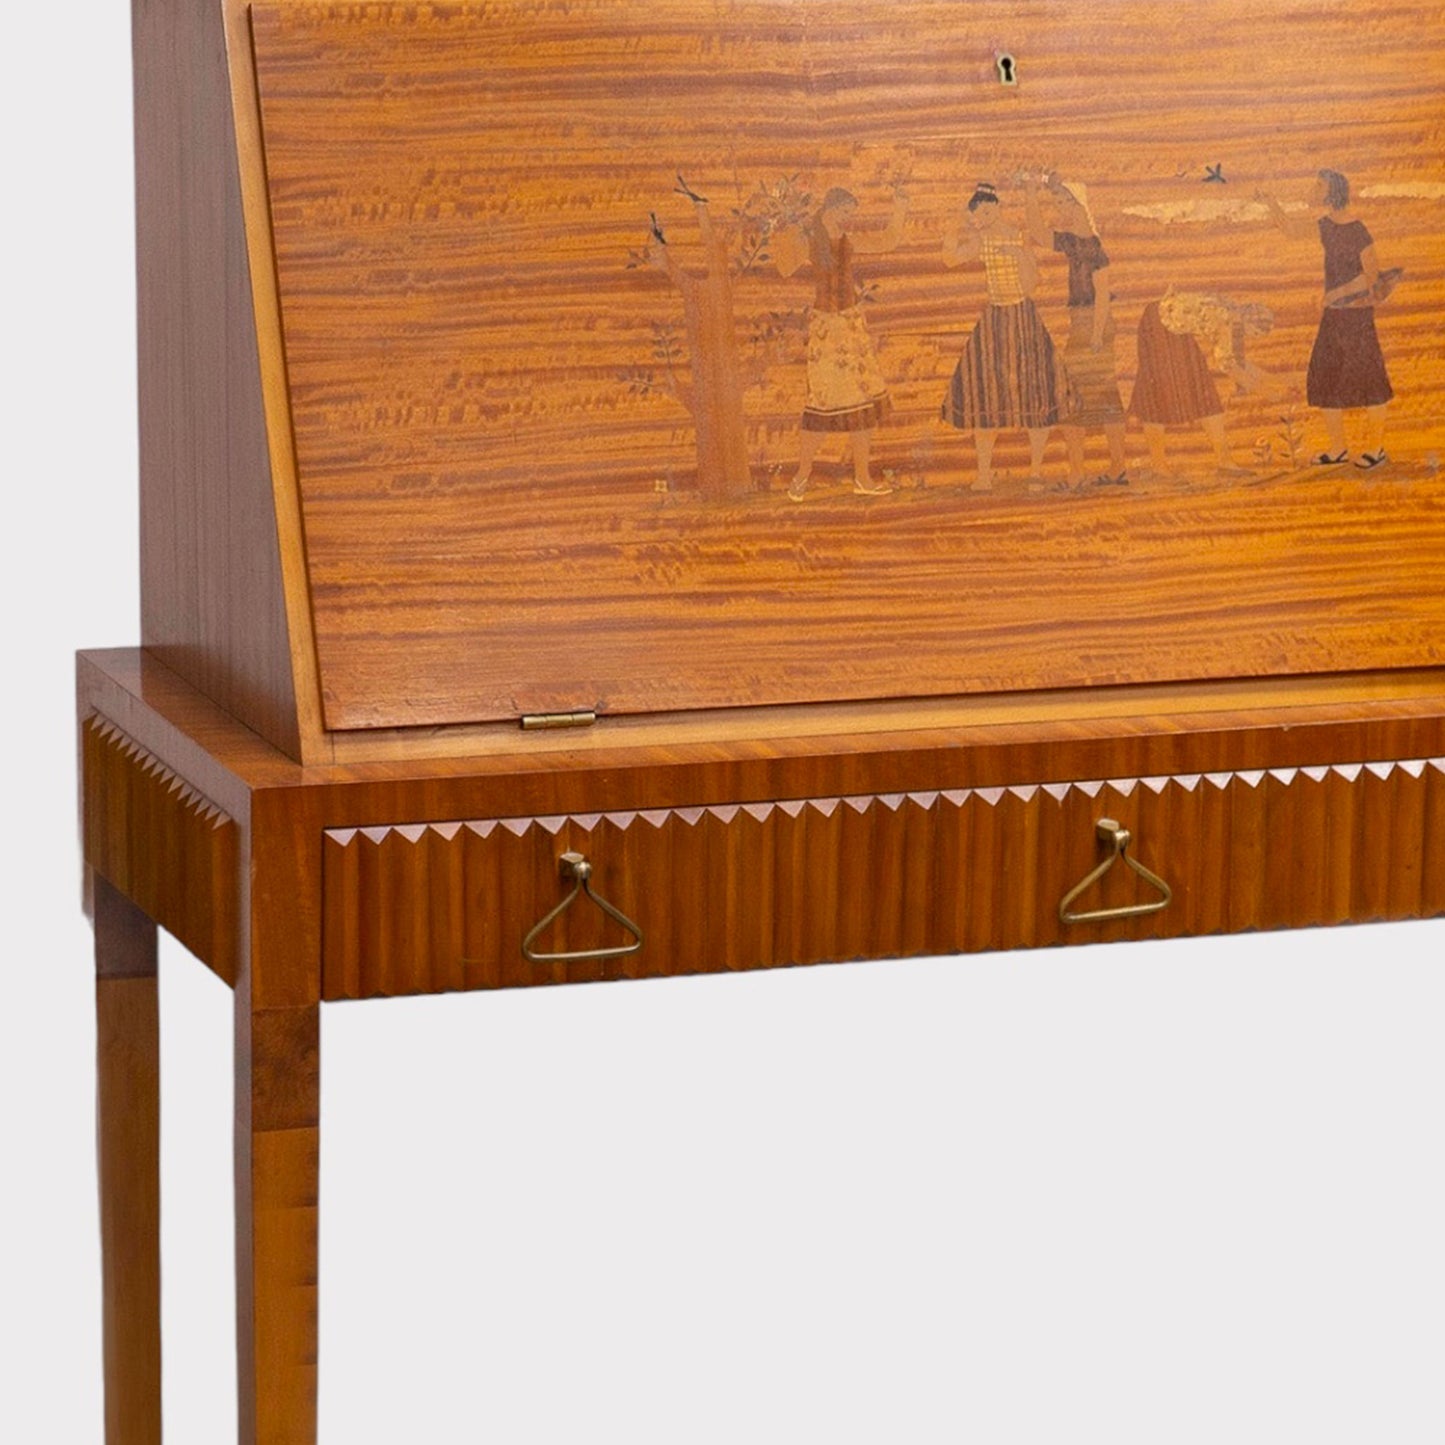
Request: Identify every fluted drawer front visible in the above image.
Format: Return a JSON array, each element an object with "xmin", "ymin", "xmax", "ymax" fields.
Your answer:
[{"xmin": 321, "ymin": 760, "xmax": 1445, "ymax": 1000}]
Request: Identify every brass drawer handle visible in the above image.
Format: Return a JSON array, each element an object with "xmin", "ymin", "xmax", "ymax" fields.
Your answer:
[
  {"xmin": 522, "ymin": 851, "xmax": 644, "ymax": 963},
  {"xmin": 1059, "ymin": 818, "xmax": 1173, "ymax": 925}
]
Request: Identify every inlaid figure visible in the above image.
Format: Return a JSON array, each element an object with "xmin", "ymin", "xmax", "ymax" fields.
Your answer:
[
  {"xmin": 1024, "ymin": 173, "xmax": 1128, "ymax": 486},
  {"xmin": 1261, "ymin": 169, "xmax": 1395, "ymax": 469},
  {"xmin": 775, "ymin": 186, "xmax": 908, "ymax": 501},
  {"xmin": 1130, "ymin": 290, "xmax": 1272, "ymax": 478},
  {"xmin": 941, "ymin": 182, "xmax": 1059, "ymax": 492}
]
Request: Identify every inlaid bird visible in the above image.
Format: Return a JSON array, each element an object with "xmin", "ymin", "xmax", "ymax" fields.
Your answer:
[{"xmin": 674, "ymin": 173, "xmax": 709, "ymax": 204}]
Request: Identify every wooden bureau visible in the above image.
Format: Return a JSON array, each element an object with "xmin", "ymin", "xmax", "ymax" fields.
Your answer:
[{"xmin": 83, "ymin": 0, "xmax": 1445, "ymax": 1438}]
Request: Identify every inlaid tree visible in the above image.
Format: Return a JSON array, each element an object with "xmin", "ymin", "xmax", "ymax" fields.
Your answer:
[{"xmin": 625, "ymin": 177, "xmax": 812, "ymax": 499}]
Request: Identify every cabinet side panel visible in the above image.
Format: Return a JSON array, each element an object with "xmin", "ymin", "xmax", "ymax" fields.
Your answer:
[
  {"xmin": 82, "ymin": 715, "xmax": 239, "ymax": 985},
  {"xmin": 134, "ymin": 0, "xmax": 302, "ymax": 757}
]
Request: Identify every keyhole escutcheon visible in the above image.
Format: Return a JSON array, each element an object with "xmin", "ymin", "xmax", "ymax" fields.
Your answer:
[{"xmin": 997, "ymin": 53, "xmax": 1017, "ymax": 85}]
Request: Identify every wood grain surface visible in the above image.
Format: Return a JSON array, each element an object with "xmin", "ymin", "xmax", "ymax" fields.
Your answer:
[
  {"xmin": 93, "ymin": 876, "xmax": 162, "ymax": 1445},
  {"xmin": 320, "ymin": 759, "xmax": 1445, "ymax": 999},
  {"xmin": 82, "ymin": 715, "xmax": 239, "ymax": 984},
  {"xmin": 235, "ymin": 1002, "xmax": 320, "ymax": 1445},
  {"xmin": 247, "ymin": 0, "xmax": 1445, "ymax": 732},
  {"xmin": 236, "ymin": 794, "xmax": 325, "ymax": 1443},
  {"xmin": 77, "ymin": 647, "xmax": 1445, "ymax": 794},
  {"xmin": 134, "ymin": 0, "xmax": 305, "ymax": 755}
]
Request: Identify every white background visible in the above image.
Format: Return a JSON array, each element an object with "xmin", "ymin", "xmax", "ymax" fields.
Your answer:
[{"xmin": 3, "ymin": 5, "xmax": 1443, "ymax": 1441}]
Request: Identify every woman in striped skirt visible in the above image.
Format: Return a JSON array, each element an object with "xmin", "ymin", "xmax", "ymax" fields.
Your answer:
[{"xmin": 941, "ymin": 182, "xmax": 1060, "ymax": 492}]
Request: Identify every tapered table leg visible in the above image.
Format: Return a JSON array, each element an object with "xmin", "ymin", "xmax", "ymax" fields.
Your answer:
[
  {"xmin": 236, "ymin": 1001, "xmax": 320, "ymax": 1444},
  {"xmin": 94, "ymin": 873, "xmax": 162, "ymax": 1445}
]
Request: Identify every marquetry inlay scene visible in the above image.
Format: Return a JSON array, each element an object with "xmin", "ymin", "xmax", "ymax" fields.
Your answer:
[{"xmin": 249, "ymin": 0, "xmax": 1445, "ymax": 732}]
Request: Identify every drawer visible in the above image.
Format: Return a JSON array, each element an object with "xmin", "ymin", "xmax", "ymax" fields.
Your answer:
[{"xmin": 321, "ymin": 759, "xmax": 1445, "ymax": 1000}]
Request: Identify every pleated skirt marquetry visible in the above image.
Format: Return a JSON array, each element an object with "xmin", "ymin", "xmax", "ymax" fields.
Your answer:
[{"xmin": 942, "ymin": 300, "xmax": 1059, "ymax": 431}]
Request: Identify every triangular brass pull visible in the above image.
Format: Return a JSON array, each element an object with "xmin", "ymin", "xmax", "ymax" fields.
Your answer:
[
  {"xmin": 1058, "ymin": 818, "xmax": 1173, "ymax": 925},
  {"xmin": 522, "ymin": 851, "xmax": 644, "ymax": 962}
]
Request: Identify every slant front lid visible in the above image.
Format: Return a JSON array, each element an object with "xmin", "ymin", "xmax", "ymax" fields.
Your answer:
[{"xmin": 249, "ymin": 0, "xmax": 1445, "ymax": 732}]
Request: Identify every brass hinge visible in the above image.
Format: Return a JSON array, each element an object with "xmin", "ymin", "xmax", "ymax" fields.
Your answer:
[{"xmin": 519, "ymin": 709, "xmax": 598, "ymax": 731}]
